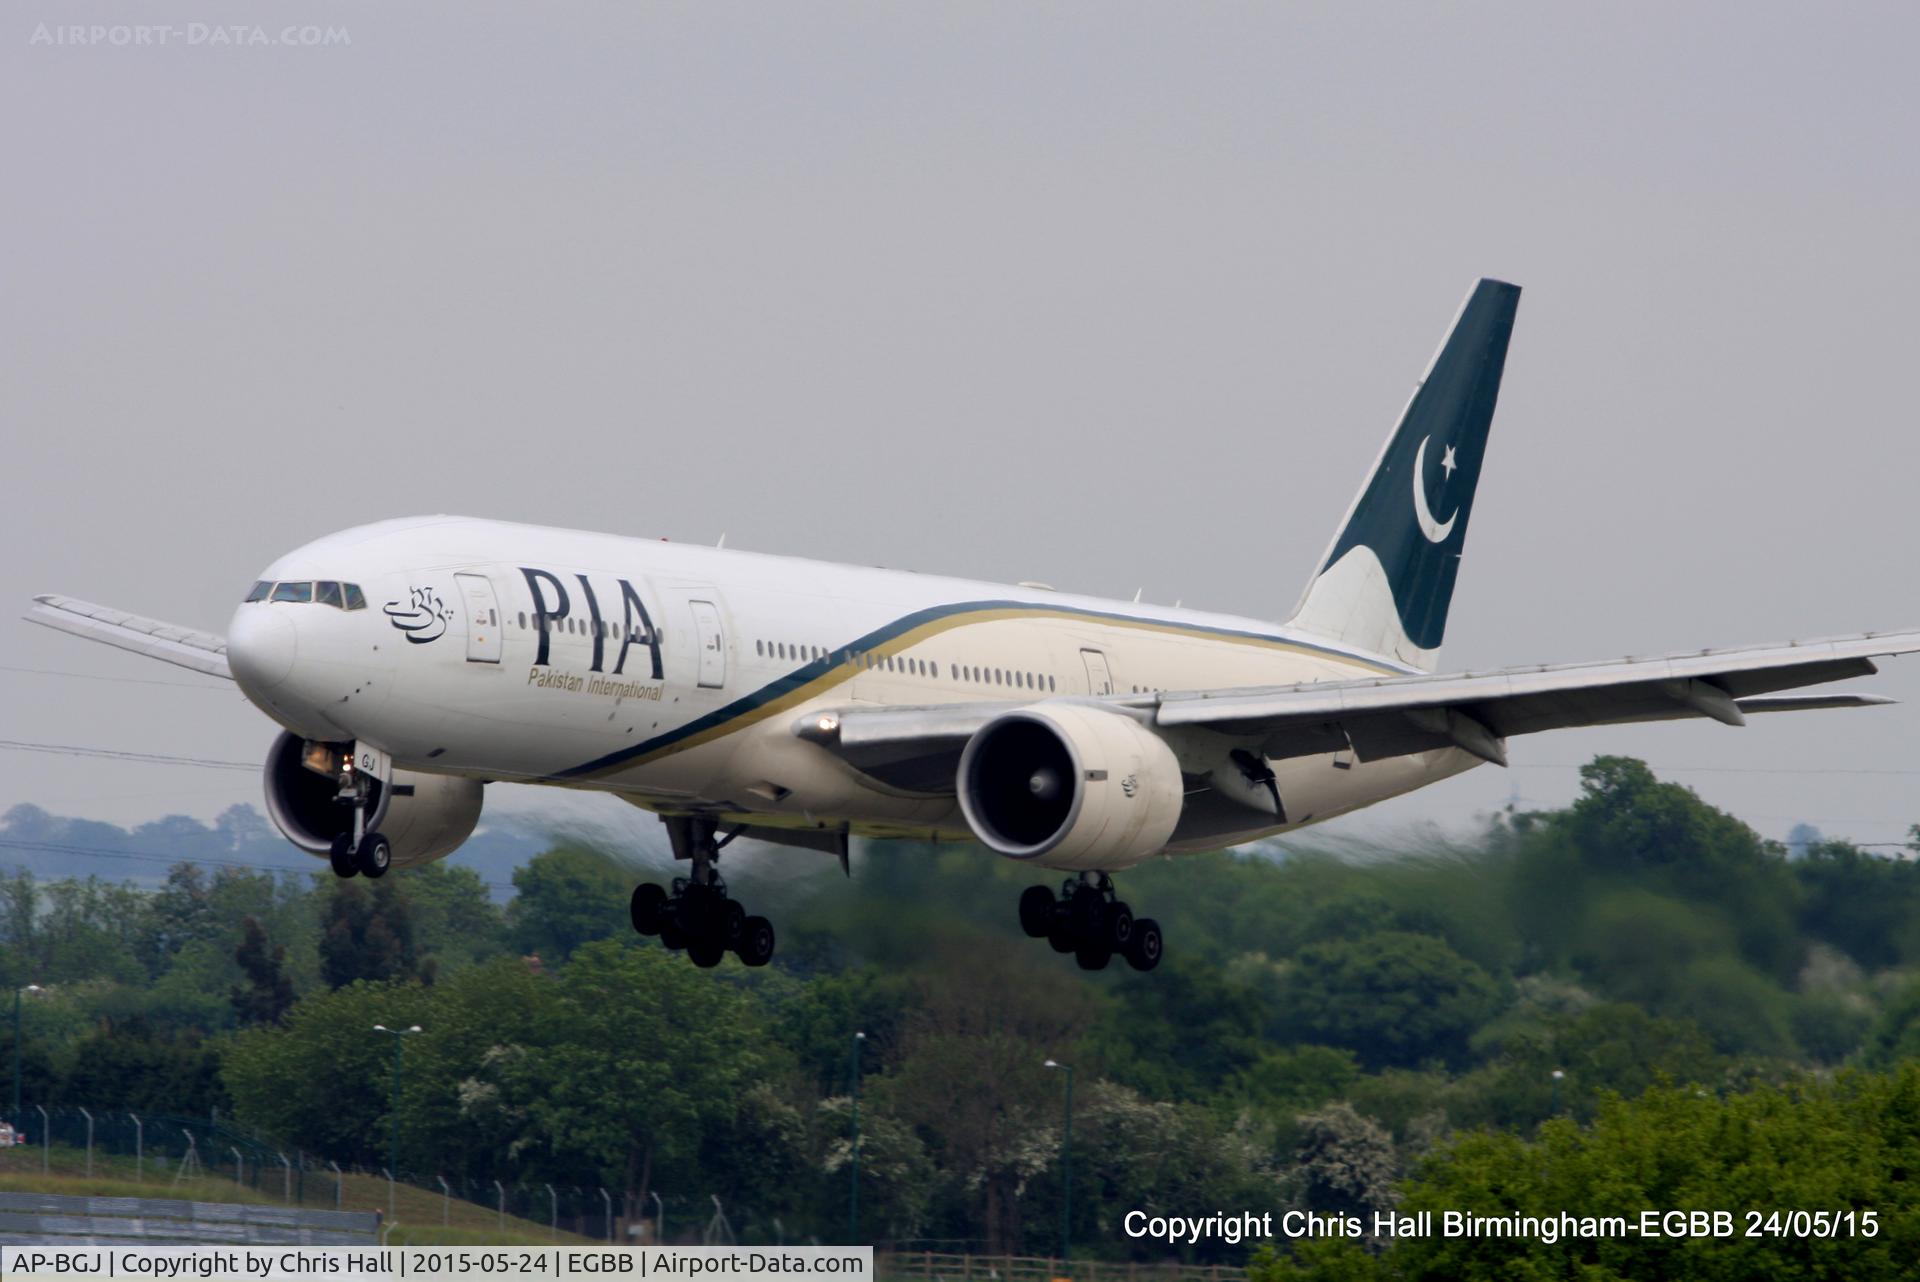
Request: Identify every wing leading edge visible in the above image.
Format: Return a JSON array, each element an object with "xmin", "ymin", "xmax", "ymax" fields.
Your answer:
[
  {"xmin": 25, "ymin": 594, "xmax": 232, "ymax": 680},
  {"xmin": 799, "ymin": 629, "xmax": 1918, "ymax": 785}
]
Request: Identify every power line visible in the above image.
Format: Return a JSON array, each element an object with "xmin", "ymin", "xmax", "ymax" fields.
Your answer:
[
  {"xmin": 0, "ymin": 837, "xmax": 520, "ymax": 896},
  {"xmin": 0, "ymin": 740, "xmax": 257, "ymax": 772},
  {"xmin": 0, "ymin": 663, "xmax": 234, "ymax": 693},
  {"xmin": 1514, "ymin": 763, "xmax": 1920, "ymax": 777}
]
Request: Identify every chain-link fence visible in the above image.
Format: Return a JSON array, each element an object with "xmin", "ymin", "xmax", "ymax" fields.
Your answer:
[{"xmin": 3, "ymin": 1105, "xmax": 789, "ymax": 1244}]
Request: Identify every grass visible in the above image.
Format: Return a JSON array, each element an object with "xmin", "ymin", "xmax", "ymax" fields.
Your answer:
[{"xmin": 0, "ymin": 1145, "xmax": 591, "ymax": 1244}]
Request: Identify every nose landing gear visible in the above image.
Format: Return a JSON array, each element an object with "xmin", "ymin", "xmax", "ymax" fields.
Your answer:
[
  {"xmin": 1019, "ymin": 873, "xmax": 1162, "ymax": 971},
  {"xmin": 630, "ymin": 816, "xmax": 777, "ymax": 968},
  {"xmin": 328, "ymin": 764, "xmax": 390, "ymax": 879}
]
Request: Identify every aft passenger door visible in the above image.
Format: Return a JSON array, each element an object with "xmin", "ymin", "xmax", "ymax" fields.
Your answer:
[
  {"xmin": 1080, "ymin": 647, "xmax": 1114, "ymax": 695},
  {"xmin": 455, "ymin": 573, "xmax": 503, "ymax": 664}
]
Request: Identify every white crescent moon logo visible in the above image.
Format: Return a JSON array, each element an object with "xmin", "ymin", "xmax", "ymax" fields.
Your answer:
[{"xmin": 1412, "ymin": 436, "xmax": 1457, "ymax": 543}]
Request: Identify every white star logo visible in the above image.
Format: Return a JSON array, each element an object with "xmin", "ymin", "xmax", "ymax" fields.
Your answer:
[{"xmin": 1440, "ymin": 444, "xmax": 1458, "ymax": 481}]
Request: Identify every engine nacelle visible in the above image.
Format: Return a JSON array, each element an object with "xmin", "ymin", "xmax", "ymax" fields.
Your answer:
[
  {"xmin": 957, "ymin": 704, "xmax": 1184, "ymax": 870},
  {"xmin": 262, "ymin": 731, "xmax": 483, "ymax": 870}
]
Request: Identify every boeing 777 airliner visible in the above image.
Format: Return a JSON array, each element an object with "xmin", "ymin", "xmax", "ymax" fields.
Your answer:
[{"xmin": 28, "ymin": 280, "xmax": 1919, "ymax": 972}]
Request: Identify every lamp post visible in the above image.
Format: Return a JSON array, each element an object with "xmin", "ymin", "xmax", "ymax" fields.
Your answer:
[
  {"xmin": 848, "ymin": 1031, "xmax": 865, "ymax": 1244},
  {"xmin": 651, "ymin": 1190, "xmax": 665, "ymax": 1245},
  {"xmin": 1550, "ymin": 1068, "xmax": 1565, "ymax": 1115},
  {"xmin": 372, "ymin": 1024, "xmax": 422, "ymax": 1214},
  {"xmin": 12, "ymin": 984, "xmax": 41, "ymax": 1126},
  {"xmin": 1044, "ymin": 1059, "xmax": 1074, "ymax": 1265}
]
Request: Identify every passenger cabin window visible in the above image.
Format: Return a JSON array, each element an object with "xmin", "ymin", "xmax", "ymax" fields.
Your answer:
[
  {"xmin": 271, "ymin": 581, "xmax": 313, "ymax": 603},
  {"xmin": 315, "ymin": 581, "xmax": 344, "ymax": 608},
  {"xmin": 245, "ymin": 581, "xmax": 273, "ymax": 603}
]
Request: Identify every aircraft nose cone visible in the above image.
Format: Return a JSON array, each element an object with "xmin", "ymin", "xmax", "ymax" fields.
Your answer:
[{"xmin": 227, "ymin": 607, "xmax": 297, "ymax": 692}]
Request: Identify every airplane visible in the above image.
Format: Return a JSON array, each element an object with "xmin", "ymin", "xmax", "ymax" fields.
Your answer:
[{"xmin": 26, "ymin": 279, "xmax": 1920, "ymax": 974}]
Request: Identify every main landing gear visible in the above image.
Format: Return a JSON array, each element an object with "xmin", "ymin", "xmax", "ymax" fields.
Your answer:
[
  {"xmin": 1019, "ymin": 873, "xmax": 1162, "ymax": 972},
  {"xmin": 328, "ymin": 763, "xmax": 391, "ymax": 879},
  {"xmin": 629, "ymin": 816, "xmax": 777, "ymax": 969}
]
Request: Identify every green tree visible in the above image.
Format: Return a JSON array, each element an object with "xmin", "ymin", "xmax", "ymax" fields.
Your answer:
[
  {"xmin": 814, "ymin": 1095, "xmax": 936, "ymax": 1243},
  {"xmin": 505, "ymin": 848, "xmax": 631, "ymax": 963},
  {"xmin": 1059, "ymin": 1080, "xmax": 1283, "ymax": 1261},
  {"xmin": 1288, "ymin": 1103, "xmax": 1400, "ymax": 1228},
  {"xmin": 1226, "ymin": 1045, "xmax": 1362, "ymax": 1119},
  {"xmin": 1456, "ymin": 1003, "xmax": 1723, "ymax": 1131},
  {"xmin": 1380, "ymin": 1072, "xmax": 1919, "ymax": 1279},
  {"xmin": 224, "ymin": 978, "xmax": 433, "ymax": 1164},
  {"xmin": 62, "ymin": 1017, "xmax": 226, "ymax": 1115},
  {"xmin": 1090, "ymin": 956, "xmax": 1273, "ymax": 1100},
  {"xmin": 456, "ymin": 941, "xmax": 785, "ymax": 1219},
  {"xmin": 1795, "ymin": 839, "xmax": 1920, "ymax": 970},
  {"xmin": 231, "ymin": 915, "xmax": 295, "ymax": 1026},
  {"xmin": 319, "ymin": 880, "xmax": 430, "ymax": 988},
  {"xmin": 1281, "ymin": 932, "xmax": 1503, "ymax": 1070},
  {"xmin": 881, "ymin": 948, "xmax": 1096, "ymax": 1253}
]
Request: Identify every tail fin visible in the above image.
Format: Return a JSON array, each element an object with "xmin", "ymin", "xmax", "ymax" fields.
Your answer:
[{"xmin": 1288, "ymin": 278, "xmax": 1521, "ymax": 671}]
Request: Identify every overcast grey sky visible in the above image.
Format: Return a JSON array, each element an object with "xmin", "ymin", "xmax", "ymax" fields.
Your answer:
[{"xmin": 5, "ymin": 2, "xmax": 1918, "ymax": 858}]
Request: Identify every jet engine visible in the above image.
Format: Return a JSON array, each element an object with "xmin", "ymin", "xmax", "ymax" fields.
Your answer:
[
  {"xmin": 262, "ymin": 731, "xmax": 483, "ymax": 869},
  {"xmin": 957, "ymin": 705, "xmax": 1183, "ymax": 870}
]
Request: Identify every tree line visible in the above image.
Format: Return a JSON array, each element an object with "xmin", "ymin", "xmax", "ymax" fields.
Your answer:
[{"xmin": 4, "ymin": 756, "xmax": 1920, "ymax": 1270}]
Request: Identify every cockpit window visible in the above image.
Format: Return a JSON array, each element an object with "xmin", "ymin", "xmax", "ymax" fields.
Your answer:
[
  {"xmin": 245, "ymin": 581, "xmax": 273, "ymax": 603},
  {"xmin": 271, "ymin": 581, "xmax": 314, "ymax": 603},
  {"xmin": 315, "ymin": 581, "xmax": 344, "ymax": 608},
  {"xmin": 343, "ymin": 583, "xmax": 366, "ymax": 610}
]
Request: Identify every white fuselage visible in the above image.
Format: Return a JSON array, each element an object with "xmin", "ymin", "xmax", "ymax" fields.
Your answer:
[{"xmin": 227, "ymin": 516, "xmax": 1479, "ymax": 861}]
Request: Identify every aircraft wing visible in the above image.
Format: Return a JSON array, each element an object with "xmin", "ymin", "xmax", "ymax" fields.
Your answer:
[
  {"xmin": 798, "ymin": 629, "xmax": 1919, "ymax": 786},
  {"xmin": 24, "ymin": 594, "xmax": 232, "ymax": 680}
]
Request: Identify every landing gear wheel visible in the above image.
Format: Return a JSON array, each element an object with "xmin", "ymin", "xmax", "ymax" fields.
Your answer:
[
  {"xmin": 630, "ymin": 884, "xmax": 667, "ymax": 935},
  {"xmin": 1075, "ymin": 940, "xmax": 1113, "ymax": 971},
  {"xmin": 1105, "ymin": 902, "xmax": 1135, "ymax": 949},
  {"xmin": 678, "ymin": 886, "xmax": 726, "ymax": 945},
  {"xmin": 357, "ymin": 833, "xmax": 392, "ymax": 879},
  {"xmin": 737, "ymin": 915, "xmax": 776, "ymax": 967},
  {"xmin": 686, "ymin": 933, "xmax": 727, "ymax": 968},
  {"xmin": 329, "ymin": 834, "xmax": 358, "ymax": 879},
  {"xmin": 655, "ymin": 814, "xmax": 783, "ymax": 970},
  {"xmin": 1124, "ymin": 918, "xmax": 1163, "ymax": 972},
  {"xmin": 1071, "ymin": 892, "xmax": 1107, "ymax": 941},
  {"xmin": 1019, "ymin": 886, "xmax": 1056, "ymax": 938},
  {"xmin": 1047, "ymin": 921, "xmax": 1077, "ymax": 954}
]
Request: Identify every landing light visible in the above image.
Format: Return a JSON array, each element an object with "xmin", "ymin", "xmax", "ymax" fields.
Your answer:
[{"xmin": 816, "ymin": 715, "xmax": 839, "ymax": 733}]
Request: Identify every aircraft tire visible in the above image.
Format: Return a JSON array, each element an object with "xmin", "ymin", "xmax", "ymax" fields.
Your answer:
[
  {"xmin": 329, "ymin": 834, "xmax": 358, "ymax": 879},
  {"xmin": 1018, "ymin": 885, "xmax": 1056, "ymax": 938},
  {"xmin": 1047, "ymin": 920, "xmax": 1077, "ymax": 954},
  {"xmin": 1105, "ymin": 901, "xmax": 1135, "ymax": 949},
  {"xmin": 737, "ymin": 916, "xmax": 776, "ymax": 967},
  {"xmin": 687, "ymin": 934, "xmax": 727, "ymax": 968},
  {"xmin": 630, "ymin": 883, "xmax": 666, "ymax": 935},
  {"xmin": 1075, "ymin": 939, "xmax": 1113, "ymax": 971},
  {"xmin": 357, "ymin": 833, "xmax": 392, "ymax": 879},
  {"xmin": 1124, "ymin": 919, "xmax": 1163, "ymax": 972}
]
